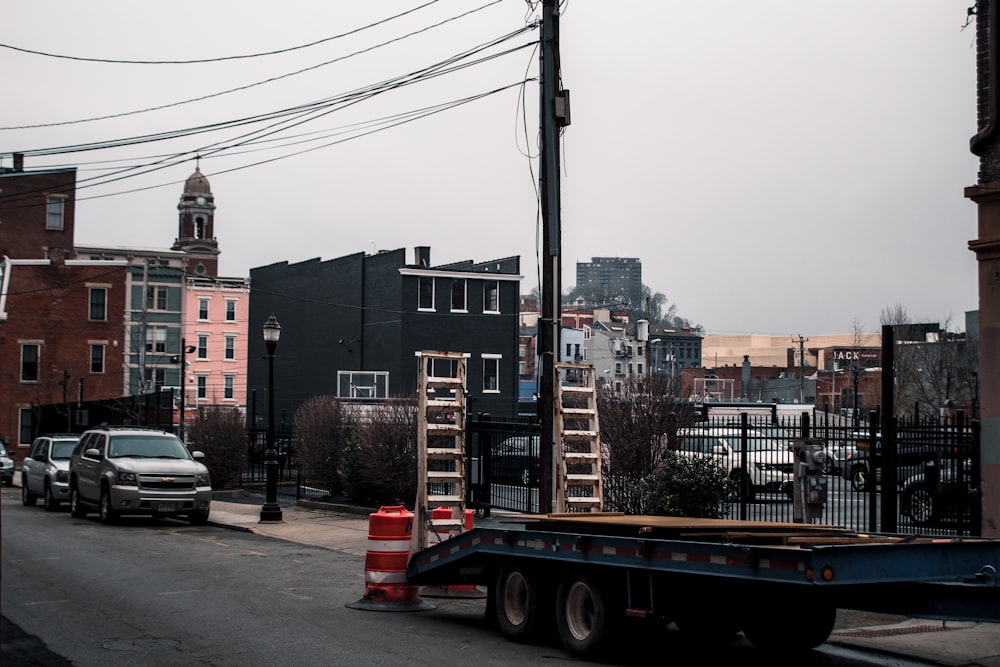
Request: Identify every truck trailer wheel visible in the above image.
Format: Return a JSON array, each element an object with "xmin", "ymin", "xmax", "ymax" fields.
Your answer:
[
  {"xmin": 742, "ymin": 601, "xmax": 835, "ymax": 651},
  {"xmin": 555, "ymin": 574, "xmax": 617, "ymax": 660},
  {"xmin": 495, "ymin": 566, "xmax": 549, "ymax": 641}
]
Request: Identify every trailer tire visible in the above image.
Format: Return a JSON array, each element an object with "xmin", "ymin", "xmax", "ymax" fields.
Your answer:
[
  {"xmin": 555, "ymin": 574, "xmax": 617, "ymax": 660},
  {"xmin": 742, "ymin": 600, "xmax": 835, "ymax": 651},
  {"xmin": 495, "ymin": 566, "xmax": 549, "ymax": 642}
]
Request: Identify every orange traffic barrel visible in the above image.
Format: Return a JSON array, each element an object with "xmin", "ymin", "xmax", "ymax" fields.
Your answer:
[
  {"xmin": 347, "ymin": 506, "xmax": 434, "ymax": 612},
  {"xmin": 421, "ymin": 507, "xmax": 485, "ymax": 599}
]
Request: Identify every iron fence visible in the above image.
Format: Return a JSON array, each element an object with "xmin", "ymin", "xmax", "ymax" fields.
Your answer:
[{"xmin": 239, "ymin": 409, "xmax": 980, "ymax": 537}]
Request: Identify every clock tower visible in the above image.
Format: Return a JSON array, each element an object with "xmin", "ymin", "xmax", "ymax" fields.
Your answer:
[{"xmin": 173, "ymin": 166, "xmax": 220, "ymax": 276}]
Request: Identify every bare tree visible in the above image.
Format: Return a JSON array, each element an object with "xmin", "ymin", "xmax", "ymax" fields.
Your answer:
[
  {"xmin": 186, "ymin": 405, "xmax": 246, "ymax": 489},
  {"xmin": 294, "ymin": 395, "xmax": 356, "ymax": 498},
  {"xmin": 342, "ymin": 396, "xmax": 418, "ymax": 507}
]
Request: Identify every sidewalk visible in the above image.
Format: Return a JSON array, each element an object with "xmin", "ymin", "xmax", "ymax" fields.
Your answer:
[{"xmin": 210, "ymin": 493, "xmax": 1000, "ymax": 667}]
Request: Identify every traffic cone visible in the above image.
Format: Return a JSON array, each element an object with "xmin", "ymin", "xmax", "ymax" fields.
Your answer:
[{"xmin": 347, "ymin": 506, "xmax": 434, "ymax": 611}]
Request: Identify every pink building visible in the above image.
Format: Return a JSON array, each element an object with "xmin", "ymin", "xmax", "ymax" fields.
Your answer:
[{"xmin": 182, "ymin": 275, "xmax": 250, "ymax": 424}]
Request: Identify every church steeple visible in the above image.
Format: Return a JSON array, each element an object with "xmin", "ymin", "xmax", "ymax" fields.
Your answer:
[{"xmin": 173, "ymin": 161, "xmax": 220, "ymax": 276}]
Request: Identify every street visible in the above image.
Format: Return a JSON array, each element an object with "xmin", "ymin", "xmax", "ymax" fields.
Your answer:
[{"xmin": 2, "ymin": 485, "xmax": 928, "ymax": 666}]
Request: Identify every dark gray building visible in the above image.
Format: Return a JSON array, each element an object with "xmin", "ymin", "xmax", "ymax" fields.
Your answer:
[
  {"xmin": 575, "ymin": 257, "xmax": 643, "ymax": 308},
  {"xmin": 247, "ymin": 247, "xmax": 523, "ymax": 424}
]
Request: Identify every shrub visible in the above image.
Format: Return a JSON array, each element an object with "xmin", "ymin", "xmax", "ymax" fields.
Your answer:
[
  {"xmin": 341, "ymin": 397, "xmax": 418, "ymax": 507},
  {"xmin": 186, "ymin": 405, "xmax": 246, "ymax": 489},
  {"xmin": 637, "ymin": 450, "xmax": 730, "ymax": 518},
  {"xmin": 294, "ymin": 395, "xmax": 356, "ymax": 497}
]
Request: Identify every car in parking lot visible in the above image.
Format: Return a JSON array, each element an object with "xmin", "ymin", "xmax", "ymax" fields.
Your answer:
[
  {"xmin": 69, "ymin": 426, "xmax": 212, "ymax": 525},
  {"xmin": 1, "ymin": 446, "xmax": 14, "ymax": 486},
  {"xmin": 492, "ymin": 434, "xmax": 541, "ymax": 486},
  {"xmin": 900, "ymin": 457, "xmax": 976, "ymax": 527},
  {"xmin": 21, "ymin": 434, "xmax": 79, "ymax": 510},
  {"xmin": 675, "ymin": 427, "xmax": 795, "ymax": 502}
]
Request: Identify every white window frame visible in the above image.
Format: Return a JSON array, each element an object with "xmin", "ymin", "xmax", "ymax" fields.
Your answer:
[
  {"xmin": 46, "ymin": 196, "xmax": 65, "ymax": 230},
  {"xmin": 418, "ymin": 276, "xmax": 435, "ymax": 311},
  {"xmin": 225, "ymin": 300, "xmax": 236, "ymax": 322},
  {"xmin": 145, "ymin": 327, "xmax": 167, "ymax": 353},
  {"xmin": 197, "ymin": 335, "xmax": 208, "ymax": 360},
  {"xmin": 89, "ymin": 287, "xmax": 107, "ymax": 321},
  {"xmin": 482, "ymin": 354, "xmax": 501, "ymax": 393},
  {"xmin": 224, "ymin": 335, "xmax": 235, "ymax": 361},
  {"xmin": 223, "ymin": 374, "xmax": 235, "ymax": 400},
  {"xmin": 146, "ymin": 286, "xmax": 168, "ymax": 311},
  {"xmin": 90, "ymin": 343, "xmax": 105, "ymax": 374},
  {"xmin": 484, "ymin": 280, "xmax": 499, "ymax": 314},
  {"xmin": 198, "ymin": 298, "xmax": 209, "ymax": 321},
  {"xmin": 450, "ymin": 278, "xmax": 467, "ymax": 313},
  {"xmin": 196, "ymin": 375, "xmax": 208, "ymax": 399}
]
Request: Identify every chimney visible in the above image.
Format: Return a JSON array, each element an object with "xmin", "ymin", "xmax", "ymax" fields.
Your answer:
[
  {"xmin": 414, "ymin": 246, "xmax": 430, "ymax": 267},
  {"xmin": 13, "ymin": 153, "xmax": 24, "ymax": 172}
]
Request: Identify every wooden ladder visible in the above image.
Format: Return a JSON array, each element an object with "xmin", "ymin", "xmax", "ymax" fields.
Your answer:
[
  {"xmin": 413, "ymin": 350, "xmax": 468, "ymax": 553},
  {"xmin": 554, "ymin": 362, "xmax": 603, "ymax": 513}
]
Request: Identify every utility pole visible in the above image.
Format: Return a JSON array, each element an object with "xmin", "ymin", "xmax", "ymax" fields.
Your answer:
[
  {"xmin": 793, "ymin": 334, "xmax": 808, "ymax": 404},
  {"xmin": 538, "ymin": 0, "xmax": 569, "ymax": 514}
]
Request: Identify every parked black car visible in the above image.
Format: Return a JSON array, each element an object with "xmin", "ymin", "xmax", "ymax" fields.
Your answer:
[
  {"xmin": 492, "ymin": 435, "xmax": 540, "ymax": 486},
  {"xmin": 901, "ymin": 457, "xmax": 976, "ymax": 527}
]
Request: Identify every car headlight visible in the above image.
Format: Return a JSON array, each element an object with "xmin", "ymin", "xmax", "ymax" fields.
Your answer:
[
  {"xmin": 196, "ymin": 473, "xmax": 211, "ymax": 487},
  {"xmin": 116, "ymin": 471, "xmax": 137, "ymax": 485},
  {"xmin": 56, "ymin": 470, "xmax": 69, "ymax": 482}
]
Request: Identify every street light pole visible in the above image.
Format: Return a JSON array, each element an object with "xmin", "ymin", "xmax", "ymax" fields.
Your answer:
[
  {"xmin": 172, "ymin": 339, "xmax": 196, "ymax": 442},
  {"xmin": 260, "ymin": 315, "xmax": 283, "ymax": 523}
]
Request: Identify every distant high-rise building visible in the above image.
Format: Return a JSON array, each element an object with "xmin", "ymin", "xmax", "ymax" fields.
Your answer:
[{"xmin": 575, "ymin": 257, "xmax": 642, "ymax": 308}]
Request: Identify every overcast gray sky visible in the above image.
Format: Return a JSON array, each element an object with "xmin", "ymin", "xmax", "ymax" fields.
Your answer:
[{"xmin": 2, "ymin": 1, "xmax": 980, "ymax": 336}]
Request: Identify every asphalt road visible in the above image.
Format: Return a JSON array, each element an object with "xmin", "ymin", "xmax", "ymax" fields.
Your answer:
[{"xmin": 2, "ymin": 486, "xmax": 913, "ymax": 667}]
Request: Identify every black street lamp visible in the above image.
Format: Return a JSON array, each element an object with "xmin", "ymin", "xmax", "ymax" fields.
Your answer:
[
  {"xmin": 259, "ymin": 315, "xmax": 283, "ymax": 523},
  {"xmin": 171, "ymin": 339, "xmax": 197, "ymax": 442}
]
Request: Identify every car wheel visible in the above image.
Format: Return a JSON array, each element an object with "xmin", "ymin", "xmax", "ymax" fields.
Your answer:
[
  {"xmin": 44, "ymin": 482, "xmax": 60, "ymax": 511},
  {"xmin": 21, "ymin": 477, "xmax": 37, "ymax": 506},
  {"xmin": 70, "ymin": 486, "xmax": 88, "ymax": 518},
  {"xmin": 903, "ymin": 484, "xmax": 937, "ymax": 526},
  {"xmin": 520, "ymin": 466, "xmax": 532, "ymax": 487},
  {"xmin": 99, "ymin": 486, "xmax": 119, "ymax": 525},
  {"xmin": 188, "ymin": 509, "xmax": 210, "ymax": 525},
  {"xmin": 851, "ymin": 466, "xmax": 868, "ymax": 492}
]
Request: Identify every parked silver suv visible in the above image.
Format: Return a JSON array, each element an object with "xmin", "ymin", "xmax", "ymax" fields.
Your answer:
[
  {"xmin": 22, "ymin": 434, "xmax": 79, "ymax": 510},
  {"xmin": 69, "ymin": 427, "xmax": 211, "ymax": 525}
]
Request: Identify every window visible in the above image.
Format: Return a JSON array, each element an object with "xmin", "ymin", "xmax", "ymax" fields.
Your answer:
[
  {"xmin": 194, "ymin": 216, "xmax": 206, "ymax": 239},
  {"xmin": 198, "ymin": 299, "xmax": 209, "ymax": 320},
  {"xmin": 224, "ymin": 335, "xmax": 235, "ymax": 360},
  {"xmin": 484, "ymin": 280, "xmax": 499, "ymax": 313},
  {"xmin": 145, "ymin": 327, "xmax": 167, "ymax": 353},
  {"xmin": 418, "ymin": 276, "xmax": 434, "ymax": 310},
  {"xmin": 197, "ymin": 335, "xmax": 208, "ymax": 359},
  {"xmin": 225, "ymin": 300, "xmax": 236, "ymax": 322},
  {"xmin": 144, "ymin": 367, "xmax": 166, "ymax": 391},
  {"xmin": 89, "ymin": 288, "xmax": 107, "ymax": 321},
  {"xmin": 197, "ymin": 375, "xmax": 207, "ymax": 399},
  {"xmin": 46, "ymin": 196, "xmax": 65, "ymax": 230},
  {"xmin": 90, "ymin": 344, "xmax": 105, "ymax": 374},
  {"xmin": 482, "ymin": 356, "xmax": 500, "ymax": 392},
  {"xmin": 21, "ymin": 344, "xmax": 39, "ymax": 382},
  {"xmin": 146, "ymin": 286, "xmax": 168, "ymax": 310},
  {"xmin": 429, "ymin": 357, "xmax": 458, "ymax": 378},
  {"xmin": 223, "ymin": 375, "xmax": 234, "ymax": 399},
  {"xmin": 337, "ymin": 371, "xmax": 388, "ymax": 399},
  {"xmin": 451, "ymin": 278, "xmax": 467, "ymax": 312},
  {"xmin": 19, "ymin": 408, "xmax": 34, "ymax": 445}
]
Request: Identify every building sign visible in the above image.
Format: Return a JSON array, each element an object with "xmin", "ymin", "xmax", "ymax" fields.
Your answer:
[{"xmin": 831, "ymin": 348, "xmax": 881, "ymax": 363}]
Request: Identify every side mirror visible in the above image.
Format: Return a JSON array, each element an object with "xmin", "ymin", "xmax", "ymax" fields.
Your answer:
[
  {"xmin": 191, "ymin": 451, "xmax": 205, "ymax": 460},
  {"xmin": 85, "ymin": 448, "xmax": 101, "ymax": 458}
]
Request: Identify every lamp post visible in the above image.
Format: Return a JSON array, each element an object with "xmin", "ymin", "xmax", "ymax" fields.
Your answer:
[
  {"xmin": 259, "ymin": 315, "xmax": 283, "ymax": 523},
  {"xmin": 172, "ymin": 339, "xmax": 197, "ymax": 442}
]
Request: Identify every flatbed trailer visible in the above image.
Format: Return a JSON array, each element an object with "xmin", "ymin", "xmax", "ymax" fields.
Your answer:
[{"xmin": 406, "ymin": 513, "xmax": 1000, "ymax": 660}]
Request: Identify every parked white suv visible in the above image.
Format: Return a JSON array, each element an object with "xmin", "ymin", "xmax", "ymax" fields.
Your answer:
[
  {"xmin": 22, "ymin": 434, "xmax": 79, "ymax": 510},
  {"xmin": 675, "ymin": 427, "xmax": 795, "ymax": 502},
  {"xmin": 69, "ymin": 427, "xmax": 212, "ymax": 525}
]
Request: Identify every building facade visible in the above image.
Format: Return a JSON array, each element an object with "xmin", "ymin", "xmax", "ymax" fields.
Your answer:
[{"xmin": 247, "ymin": 246, "xmax": 523, "ymax": 423}]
